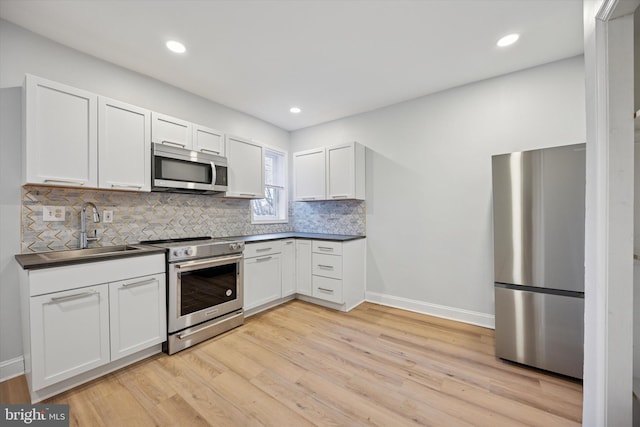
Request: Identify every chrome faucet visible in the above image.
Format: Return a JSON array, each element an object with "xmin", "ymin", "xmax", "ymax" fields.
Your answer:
[{"xmin": 79, "ymin": 202, "xmax": 100, "ymax": 249}]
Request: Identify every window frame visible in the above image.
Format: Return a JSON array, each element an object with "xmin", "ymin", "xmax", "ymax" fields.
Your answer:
[{"xmin": 251, "ymin": 145, "xmax": 289, "ymax": 224}]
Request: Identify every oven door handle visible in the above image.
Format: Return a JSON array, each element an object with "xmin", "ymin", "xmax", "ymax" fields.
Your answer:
[{"xmin": 174, "ymin": 254, "xmax": 243, "ymax": 272}]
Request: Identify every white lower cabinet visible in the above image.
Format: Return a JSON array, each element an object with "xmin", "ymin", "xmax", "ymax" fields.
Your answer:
[
  {"xmin": 20, "ymin": 254, "xmax": 166, "ymax": 402},
  {"xmin": 295, "ymin": 240, "xmax": 312, "ymax": 296},
  {"xmin": 109, "ymin": 273, "xmax": 166, "ymax": 361},
  {"xmin": 312, "ymin": 275, "xmax": 343, "ymax": 304},
  {"xmin": 281, "ymin": 239, "xmax": 296, "ymax": 297},
  {"xmin": 307, "ymin": 238, "xmax": 366, "ymax": 310},
  {"xmin": 30, "ymin": 284, "xmax": 110, "ymax": 390},
  {"xmin": 244, "ymin": 241, "xmax": 283, "ymax": 310}
]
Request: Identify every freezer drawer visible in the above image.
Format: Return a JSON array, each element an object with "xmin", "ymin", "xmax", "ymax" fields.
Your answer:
[{"xmin": 495, "ymin": 285, "xmax": 584, "ymax": 379}]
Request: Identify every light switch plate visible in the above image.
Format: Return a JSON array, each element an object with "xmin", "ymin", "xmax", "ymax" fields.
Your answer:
[
  {"xmin": 43, "ymin": 206, "xmax": 65, "ymax": 222},
  {"xmin": 103, "ymin": 210, "xmax": 113, "ymax": 223}
]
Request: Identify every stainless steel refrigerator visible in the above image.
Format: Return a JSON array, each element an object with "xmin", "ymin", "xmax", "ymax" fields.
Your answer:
[{"xmin": 492, "ymin": 144, "xmax": 585, "ymax": 379}]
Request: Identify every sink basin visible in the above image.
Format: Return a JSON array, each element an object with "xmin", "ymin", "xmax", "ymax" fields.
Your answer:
[{"xmin": 37, "ymin": 245, "xmax": 143, "ymax": 261}]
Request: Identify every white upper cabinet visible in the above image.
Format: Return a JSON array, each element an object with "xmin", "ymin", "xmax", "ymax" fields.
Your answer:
[
  {"xmin": 326, "ymin": 142, "xmax": 365, "ymax": 200},
  {"xmin": 152, "ymin": 113, "xmax": 226, "ymax": 156},
  {"xmin": 293, "ymin": 142, "xmax": 365, "ymax": 201},
  {"xmin": 293, "ymin": 148, "xmax": 326, "ymax": 201},
  {"xmin": 151, "ymin": 112, "xmax": 192, "ymax": 149},
  {"xmin": 193, "ymin": 124, "xmax": 225, "ymax": 156},
  {"xmin": 24, "ymin": 74, "xmax": 98, "ymax": 187},
  {"xmin": 225, "ymin": 134, "xmax": 264, "ymax": 198},
  {"xmin": 98, "ymin": 97, "xmax": 151, "ymax": 192}
]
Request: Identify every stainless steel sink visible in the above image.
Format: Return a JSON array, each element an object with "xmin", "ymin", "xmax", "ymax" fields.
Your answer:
[{"xmin": 37, "ymin": 245, "xmax": 144, "ymax": 261}]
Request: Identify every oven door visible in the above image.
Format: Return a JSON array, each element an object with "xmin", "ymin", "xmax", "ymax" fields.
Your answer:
[{"xmin": 168, "ymin": 254, "xmax": 243, "ymax": 333}]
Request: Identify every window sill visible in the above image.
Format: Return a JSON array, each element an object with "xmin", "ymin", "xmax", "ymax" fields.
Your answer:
[{"xmin": 251, "ymin": 218, "xmax": 289, "ymax": 225}]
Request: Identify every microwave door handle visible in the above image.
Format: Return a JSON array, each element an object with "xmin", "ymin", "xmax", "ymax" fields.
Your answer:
[{"xmin": 211, "ymin": 161, "xmax": 217, "ymax": 186}]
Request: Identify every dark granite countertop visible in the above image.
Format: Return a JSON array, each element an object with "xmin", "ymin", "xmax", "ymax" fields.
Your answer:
[
  {"xmin": 16, "ymin": 233, "xmax": 365, "ymax": 270},
  {"xmin": 15, "ymin": 245, "xmax": 166, "ymax": 270},
  {"xmin": 226, "ymin": 232, "xmax": 366, "ymax": 243}
]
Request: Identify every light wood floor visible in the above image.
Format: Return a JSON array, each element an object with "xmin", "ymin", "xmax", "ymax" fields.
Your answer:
[{"xmin": 0, "ymin": 300, "xmax": 582, "ymax": 426}]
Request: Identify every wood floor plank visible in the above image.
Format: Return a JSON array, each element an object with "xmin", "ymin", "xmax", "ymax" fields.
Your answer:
[
  {"xmin": 0, "ymin": 375, "xmax": 30, "ymax": 404},
  {"xmin": 0, "ymin": 300, "xmax": 582, "ymax": 426}
]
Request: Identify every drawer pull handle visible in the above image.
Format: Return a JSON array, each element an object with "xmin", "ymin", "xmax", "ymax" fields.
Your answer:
[
  {"xmin": 257, "ymin": 256, "xmax": 272, "ymax": 262},
  {"xmin": 317, "ymin": 264, "xmax": 334, "ymax": 269},
  {"xmin": 50, "ymin": 291, "xmax": 97, "ymax": 303},
  {"xmin": 122, "ymin": 278, "xmax": 156, "ymax": 288},
  {"xmin": 44, "ymin": 179, "xmax": 85, "ymax": 186},
  {"xmin": 161, "ymin": 140, "xmax": 186, "ymax": 148},
  {"xmin": 317, "ymin": 246, "xmax": 333, "ymax": 250},
  {"xmin": 317, "ymin": 287, "xmax": 334, "ymax": 293},
  {"xmin": 331, "ymin": 195, "xmax": 349, "ymax": 199},
  {"xmin": 256, "ymin": 247, "xmax": 272, "ymax": 252},
  {"xmin": 200, "ymin": 148, "xmax": 220, "ymax": 154},
  {"xmin": 111, "ymin": 183, "xmax": 143, "ymax": 189}
]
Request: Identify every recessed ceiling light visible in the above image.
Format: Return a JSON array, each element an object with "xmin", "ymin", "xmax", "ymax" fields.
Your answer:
[
  {"xmin": 166, "ymin": 40, "xmax": 186, "ymax": 54},
  {"xmin": 289, "ymin": 107, "xmax": 301, "ymax": 114},
  {"xmin": 496, "ymin": 33, "xmax": 520, "ymax": 47}
]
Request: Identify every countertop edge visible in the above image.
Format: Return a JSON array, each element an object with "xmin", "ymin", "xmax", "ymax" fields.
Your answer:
[
  {"xmin": 15, "ymin": 247, "xmax": 166, "ymax": 270},
  {"xmin": 227, "ymin": 232, "xmax": 366, "ymax": 243}
]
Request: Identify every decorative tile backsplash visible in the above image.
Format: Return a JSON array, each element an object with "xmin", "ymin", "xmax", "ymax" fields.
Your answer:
[
  {"xmin": 21, "ymin": 186, "xmax": 366, "ymax": 252},
  {"xmin": 292, "ymin": 200, "xmax": 366, "ymax": 235}
]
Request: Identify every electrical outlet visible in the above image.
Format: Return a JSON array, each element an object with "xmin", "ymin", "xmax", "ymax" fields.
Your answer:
[
  {"xmin": 103, "ymin": 210, "xmax": 113, "ymax": 223},
  {"xmin": 43, "ymin": 206, "xmax": 65, "ymax": 222}
]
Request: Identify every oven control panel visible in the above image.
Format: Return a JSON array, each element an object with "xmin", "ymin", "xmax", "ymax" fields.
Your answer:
[
  {"xmin": 167, "ymin": 241, "xmax": 245, "ymax": 261},
  {"xmin": 171, "ymin": 247, "xmax": 194, "ymax": 258}
]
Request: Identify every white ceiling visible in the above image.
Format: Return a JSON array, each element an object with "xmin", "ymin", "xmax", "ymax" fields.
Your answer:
[{"xmin": 0, "ymin": 0, "xmax": 584, "ymax": 131}]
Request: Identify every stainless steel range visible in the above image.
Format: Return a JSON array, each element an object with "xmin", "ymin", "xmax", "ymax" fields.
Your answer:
[{"xmin": 141, "ymin": 236, "xmax": 245, "ymax": 354}]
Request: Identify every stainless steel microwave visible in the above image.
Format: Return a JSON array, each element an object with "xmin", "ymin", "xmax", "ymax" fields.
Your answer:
[{"xmin": 151, "ymin": 143, "xmax": 228, "ymax": 194}]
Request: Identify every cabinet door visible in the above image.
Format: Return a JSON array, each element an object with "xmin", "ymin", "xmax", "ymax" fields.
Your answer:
[
  {"xmin": 24, "ymin": 75, "xmax": 98, "ymax": 187},
  {"xmin": 326, "ymin": 143, "xmax": 355, "ymax": 200},
  {"xmin": 30, "ymin": 284, "xmax": 110, "ymax": 390},
  {"xmin": 193, "ymin": 124, "xmax": 225, "ymax": 156},
  {"xmin": 293, "ymin": 148, "xmax": 325, "ymax": 201},
  {"xmin": 109, "ymin": 274, "xmax": 166, "ymax": 361},
  {"xmin": 98, "ymin": 97, "xmax": 151, "ymax": 191},
  {"xmin": 281, "ymin": 239, "xmax": 296, "ymax": 297},
  {"xmin": 151, "ymin": 112, "xmax": 192, "ymax": 149},
  {"xmin": 244, "ymin": 254, "xmax": 282, "ymax": 310},
  {"xmin": 225, "ymin": 135, "xmax": 264, "ymax": 198},
  {"xmin": 295, "ymin": 240, "xmax": 312, "ymax": 296}
]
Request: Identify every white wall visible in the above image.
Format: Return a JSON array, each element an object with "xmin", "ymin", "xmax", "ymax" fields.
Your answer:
[
  {"xmin": 0, "ymin": 19, "xmax": 290, "ymax": 379},
  {"xmin": 291, "ymin": 55, "xmax": 586, "ymax": 326}
]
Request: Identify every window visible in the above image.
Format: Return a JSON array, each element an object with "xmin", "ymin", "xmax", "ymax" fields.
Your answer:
[{"xmin": 252, "ymin": 147, "xmax": 288, "ymax": 223}]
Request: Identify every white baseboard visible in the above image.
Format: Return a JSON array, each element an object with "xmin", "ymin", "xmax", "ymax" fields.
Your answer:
[
  {"xmin": 365, "ymin": 291, "xmax": 495, "ymax": 329},
  {"xmin": 0, "ymin": 356, "xmax": 25, "ymax": 382}
]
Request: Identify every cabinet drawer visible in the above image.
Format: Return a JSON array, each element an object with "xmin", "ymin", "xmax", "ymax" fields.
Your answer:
[
  {"xmin": 244, "ymin": 240, "xmax": 283, "ymax": 258},
  {"xmin": 312, "ymin": 276, "xmax": 343, "ymax": 304},
  {"xmin": 312, "ymin": 240, "xmax": 342, "ymax": 255},
  {"xmin": 312, "ymin": 253, "xmax": 342, "ymax": 279}
]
